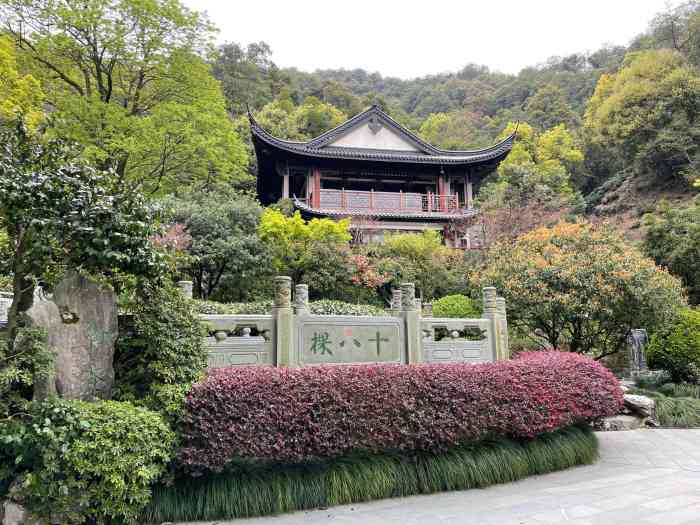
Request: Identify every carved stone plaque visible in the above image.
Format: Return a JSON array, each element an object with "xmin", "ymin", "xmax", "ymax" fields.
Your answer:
[{"xmin": 297, "ymin": 316, "xmax": 404, "ymax": 366}]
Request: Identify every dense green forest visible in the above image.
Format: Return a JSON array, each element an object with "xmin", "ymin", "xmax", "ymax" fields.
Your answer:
[
  {"xmin": 0, "ymin": 0, "xmax": 699, "ymax": 304},
  {"xmin": 215, "ymin": 2, "xmax": 699, "ymax": 218}
]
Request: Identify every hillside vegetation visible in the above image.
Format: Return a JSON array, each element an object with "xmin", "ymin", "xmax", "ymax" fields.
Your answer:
[{"xmin": 216, "ymin": 2, "xmax": 699, "ymax": 235}]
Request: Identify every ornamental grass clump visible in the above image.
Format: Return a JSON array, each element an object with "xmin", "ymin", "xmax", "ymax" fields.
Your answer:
[{"xmin": 178, "ymin": 352, "xmax": 621, "ymax": 472}]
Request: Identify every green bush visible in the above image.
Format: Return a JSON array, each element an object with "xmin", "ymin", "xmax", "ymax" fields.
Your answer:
[
  {"xmin": 114, "ymin": 279, "xmax": 207, "ymax": 421},
  {"xmin": 646, "ymin": 308, "xmax": 700, "ymax": 383},
  {"xmin": 432, "ymin": 294, "xmax": 480, "ymax": 318},
  {"xmin": 193, "ymin": 299, "xmax": 273, "ymax": 315},
  {"xmin": 193, "ymin": 299, "xmax": 384, "ymax": 316},
  {"xmin": 308, "ymin": 300, "xmax": 384, "ymax": 316},
  {"xmin": 143, "ymin": 425, "xmax": 597, "ymax": 523},
  {"xmin": 4, "ymin": 399, "xmax": 174, "ymax": 524}
]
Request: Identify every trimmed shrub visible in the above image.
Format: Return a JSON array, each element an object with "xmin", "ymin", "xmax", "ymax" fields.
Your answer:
[
  {"xmin": 145, "ymin": 425, "xmax": 597, "ymax": 523},
  {"xmin": 646, "ymin": 308, "xmax": 700, "ymax": 383},
  {"xmin": 308, "ymin": 300, "xmax": 384, "ymax": 316},
  {"xmin": 114, "ymin": 279, "xmax": 207, "ymax": 421},
  {"xmin": 193, "ymin": 299, "xmax": 384, "ymax": 316},
  {"xmin": 4, "ymin": 399, "xmax": 174, "ymax": 524},
  {"xmin": 178, "ymin": 352, "xmax": 621, "ymax": 472},
  {"xmin": 432, "ymin": 294, "xmax": 480, "ymax": 318}
]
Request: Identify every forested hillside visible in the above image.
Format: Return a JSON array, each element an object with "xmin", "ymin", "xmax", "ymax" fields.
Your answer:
[
  {"xmin": 1, "ymin": 0, "xmax": 698, "ymax": 304},
  {"xmin": 215, "ymin": 1, "xmax": 699, "ymax": 230}
]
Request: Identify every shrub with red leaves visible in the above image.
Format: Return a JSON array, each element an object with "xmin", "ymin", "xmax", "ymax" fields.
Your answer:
[{"xmin": 177, "ymin": 352, "xmax": 622, "ymax": 472}]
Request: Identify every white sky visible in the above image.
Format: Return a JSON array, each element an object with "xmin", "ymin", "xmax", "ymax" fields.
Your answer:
[{"xmin": 183, "ymin": 0, "xmax": 681, "ymax": 78}]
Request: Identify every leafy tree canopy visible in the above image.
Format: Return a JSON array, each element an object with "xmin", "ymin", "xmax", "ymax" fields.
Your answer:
[
  {"xmin": 0, "ymin": 123, "xmax": 163, "ymax": 340},
  {"xmin": 584, "ymin": 49, "xmax": 700, "ymax": 184},
  {"xmin": 643, "ymin": 198, "xmax": 700, "ymax": 305},
  {"xmin": 477, "ymin": 221, "xmax": 686, "ymax": 358},
  {"xmin": 161, "ymin": 188, "xmax": 272, "ymax": 301},
  {"xmin": 0, "ymin": 35, "xmax": 43, "ymax": 129},
  {"xmin": 1, "ymin": 0, "xmax": 249, "ymax": 195},
  {"xmin": 257, "ymin": 209, "xmax": 351, "ymax": 284}
]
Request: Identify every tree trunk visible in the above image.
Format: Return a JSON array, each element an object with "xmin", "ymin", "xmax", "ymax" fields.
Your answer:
[{"xmin": 7, "ymin": 269, "xmax": 36, "ymax": 345}]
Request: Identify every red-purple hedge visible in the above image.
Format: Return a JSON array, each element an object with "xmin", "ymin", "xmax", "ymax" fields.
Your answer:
[{"xmin": 178, "ymin": 352, "xmax": 622, "ymax": 472}]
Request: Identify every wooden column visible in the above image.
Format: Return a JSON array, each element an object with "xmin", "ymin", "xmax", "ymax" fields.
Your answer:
[
  {"xmin": 466, "ymin": 173, "xmax": 473, "ymax": 209},
  {"xmin": 282, "ymin": 173, "xmax": 290, "ymax": 199},
  {"xmin": 312, "ymin": 167, "xmax": 321, "ymax": 208}
]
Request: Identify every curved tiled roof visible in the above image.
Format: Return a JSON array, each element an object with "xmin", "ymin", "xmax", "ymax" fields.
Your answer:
[{"xmin": 249, "ymin": 105, "xmax": 515, "ymax": 166}]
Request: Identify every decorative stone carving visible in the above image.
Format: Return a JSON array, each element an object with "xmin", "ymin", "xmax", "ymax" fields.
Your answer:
[
  {"xmin": 27, "ymin": 272, "xmax": 118, "ymax": 401},
  {"xmin": 627, "ymin": 329, "xmax": 649, "ymax": 375},
  {"xmin": 482, "ymin": 287, "xmax": 498, "ymax": 314},
  {"xmin": 294, "ymin": 284, "xmax": 309, "ymax": 313},
  {"xmin": 400, "ymin": 283, "xmax": 416, "ymax": 311},
  {"xmin": 390, "ymin": 289, "xmax": 402, "ymax": 311},
  {"xmin": 496, "ymin": 297, "xmax": 506, "ymax": 316},
  {"xmin": 177, "ymin": 280, "xmax": 193, "ymax": 299},
  {"xmin": 423, "ymin": 303, "xmax": 433, "ymax": 317},
  {"xmin": 274, "ymin": 276, "xmax": 292, "ymax": 308}
]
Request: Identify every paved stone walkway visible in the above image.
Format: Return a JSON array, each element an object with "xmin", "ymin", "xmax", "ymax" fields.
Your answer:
[{"xmin": 180, "ymin": 430, "xmax": 700, "ymax": 525}]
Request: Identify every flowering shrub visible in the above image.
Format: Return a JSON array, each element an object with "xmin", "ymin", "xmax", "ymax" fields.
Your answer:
[{"xmin": 178, "ymin": 352, "xmax": 622, "ymax": 472}]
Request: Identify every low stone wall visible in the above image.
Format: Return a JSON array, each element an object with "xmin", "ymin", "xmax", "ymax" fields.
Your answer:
[{"xmin": 199, "ymin": 278, "xmax": 509, "ymax": 369}]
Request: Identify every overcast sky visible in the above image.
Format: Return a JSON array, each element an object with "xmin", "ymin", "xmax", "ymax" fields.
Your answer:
[{"xmin": 183, "ymin": 0, "xmax": 681, "ymax": 78}]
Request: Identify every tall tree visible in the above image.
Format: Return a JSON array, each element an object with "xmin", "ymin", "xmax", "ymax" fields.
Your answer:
[
  {"xmin": 212, "ymin": 41, "xmax": 287, "ymax": 115},
  {"xmin": 1, "ymin": 0, "xmax": 249, "ymax": 194},
  {"xmin": 0, "ymin": 123, "xmax": 162, "ymax": 342}
]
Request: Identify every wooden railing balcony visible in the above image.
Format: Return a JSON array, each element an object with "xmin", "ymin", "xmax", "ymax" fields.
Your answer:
[{"xmin": 306, "ymin": 189, "xmax": 469, "ymax": 215}]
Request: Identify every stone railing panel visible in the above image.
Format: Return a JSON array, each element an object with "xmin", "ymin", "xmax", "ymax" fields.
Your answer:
[
  {"xmin": 200, "ymin": 314, "xmax": 275, "ymax": 368},
  {"xmin": 420, "ymin": 318, "xmax": 492, "ymax": 363}
]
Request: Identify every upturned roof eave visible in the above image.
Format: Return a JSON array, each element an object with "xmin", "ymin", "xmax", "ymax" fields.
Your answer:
[{"xmin": 248, "ymin": 105, "xmax": 515, "ymax": 166}]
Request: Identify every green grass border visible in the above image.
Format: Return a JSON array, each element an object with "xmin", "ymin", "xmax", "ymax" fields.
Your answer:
[{"xmin": 142, "ymin": 425, "xmax": 598, "ymax": 523}]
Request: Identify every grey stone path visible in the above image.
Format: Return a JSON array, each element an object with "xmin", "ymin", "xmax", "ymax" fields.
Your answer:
[{"xmin": 180, "ymin": 430, "xmax": 700, "ymax": 525}]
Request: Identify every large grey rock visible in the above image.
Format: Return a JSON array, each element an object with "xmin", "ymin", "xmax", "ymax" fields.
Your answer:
[
  {"xmin": 27, "ymin": 272, "xmax": 118, "ymax": 400},
  {"xmin": 624, "ymin": 394, "xmax": 656, "ymax": 417},
  {"xmin": 597, "ymin": 414, "xmax": 645, "ymax": 431},
  {"xmin": 2, "ymin": 502, "xmax": 27, "ymax": 525}
]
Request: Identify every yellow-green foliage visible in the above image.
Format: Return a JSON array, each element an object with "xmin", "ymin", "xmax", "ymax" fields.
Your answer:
[
  {"xmin": 257, "ymin": 209, "xmax": 351, "ymax": 282},
  {"xmin": 433, "ymin": 294, "xmax": 480, "ymax": 318},
  {"xmin": 376, "ymin": 231, "xmax": 470, "ymax": 300},
  {"xmin": 478, "ymin": 221, "xmax": 686, "ymax": 357},
  {"xmin": 0, "ymin": 36, "xmax": 44, "ymax": 129},
  {"xmin": 584, "ymin": 49, "xmax": 700, "ymax": 181},
  {"xmin": 481, "ymin": 122, "xmax": 584, "ymax": 208}
]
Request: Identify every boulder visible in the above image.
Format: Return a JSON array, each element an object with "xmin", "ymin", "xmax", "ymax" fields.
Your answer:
[
  {"xmin": 597, "ymin": 414, "xmax": 645, "ymax": 431},
  {"xmin": 2, "ymin": 502, "xmax": 27, "ymax": 525},
  {"xmin": 624, "ymin": 394, "xmax": 656, "ymax": 420},
  {"xmin": 27, "ymin": 272, "xmax": 118, "ymax": 400}
]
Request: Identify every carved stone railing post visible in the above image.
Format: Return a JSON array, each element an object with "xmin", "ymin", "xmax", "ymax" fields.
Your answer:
[
  {"xmin": 482, "ymin": 287, "xmax": 502, "ymax": 361},
  {"xmin": 177, "ymin": 280, "xmax": 193, "ymax": 299},
  {"xmin": 401, "ymin": 283, "xmax": 421, "ymax": 364},
  {"xmin": 294, "ymin": 284, "xmax": 309, "ymax": 316},
  {"xmin": 496, "ymin": 296, "xmax": 509, "ymax": 360},
  {"xmin": 389, "ymin": 288, "xmax": 402, "ymax": 316},
  {"xmin": 273, "ymin": 276, "xmax": 294, "ymax": 367},
  {"xmin": 423, "ymin": 302, "xmax": 433, "ymax": 318}
]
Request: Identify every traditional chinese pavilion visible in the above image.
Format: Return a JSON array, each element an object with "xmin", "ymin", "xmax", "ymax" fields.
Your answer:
[{"xmin": 249, "ymin": 105, "xmax": 515, "ymax": 247}]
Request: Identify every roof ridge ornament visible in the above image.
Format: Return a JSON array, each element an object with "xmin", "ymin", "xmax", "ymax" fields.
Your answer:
[{"xmin": 368, "ymin": 115, "xmax": 382, "ymax": 134}]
